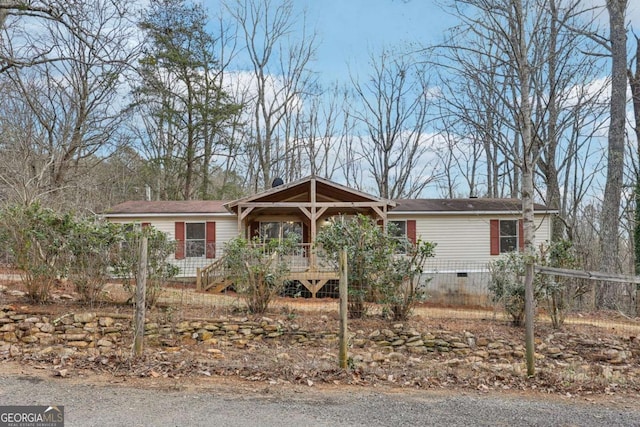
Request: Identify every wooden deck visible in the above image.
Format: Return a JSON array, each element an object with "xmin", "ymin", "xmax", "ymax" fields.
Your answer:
[{"xmin": 196, "ymin": 249, "xmax": 339, "ymax": 298}]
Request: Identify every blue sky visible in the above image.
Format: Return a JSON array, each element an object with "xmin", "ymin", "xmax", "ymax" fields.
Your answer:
[
  {"xmin": 204, "ymin": 0, "xmax": 640, "ymax": 86},
  {"xmin": 288, "ymin": 0, "xmax": 640, "ymax": 86},
  {"xmin": 295, "ymin": 0, "xmax": 453, "ymax": 83}
]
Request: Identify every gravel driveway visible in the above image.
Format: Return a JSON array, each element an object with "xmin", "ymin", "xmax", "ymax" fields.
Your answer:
[{"xmin": 1, "ymin": 373, "xmax": 640, "ymax": 427}]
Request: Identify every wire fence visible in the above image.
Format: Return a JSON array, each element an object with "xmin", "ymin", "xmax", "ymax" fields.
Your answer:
[
  {"xmin": 138, "ymin": 258, "xmax": 640, "ymax": 335},
  {"xmin": 2, "ymin": 255, "xmax": 639, "ymax": 335}
]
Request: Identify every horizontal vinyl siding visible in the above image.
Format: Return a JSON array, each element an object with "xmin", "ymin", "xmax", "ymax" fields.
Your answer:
[
  {"xmin": 107, "ymin": 216, "xmax": 235, "ymax": 239},
  {"xmin": 420, "ymin": 214, "xmax": 490, "ymax": 263},
  {"xmin": 106, "ymin": 215, "xmax": 237, "ymax": 277},
  {"xmin": 390, "ymin": 213, "xmax": 553, "ymax": 264},
  {"xmin": 214, "ymin": 219, "xmax": 239, "ymax": 250}
]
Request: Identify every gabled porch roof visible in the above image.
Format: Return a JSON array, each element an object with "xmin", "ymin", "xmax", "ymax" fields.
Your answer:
[{"xmin": 224, "ymin": 175, "xmax": 395, "ymax": 219}]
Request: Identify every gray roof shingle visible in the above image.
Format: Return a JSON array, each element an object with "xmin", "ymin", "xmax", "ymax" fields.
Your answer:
[
  {"xmin": 390, "ymin": 198, "xmax": 554, "ymax": 213},
  {"xmin": 104, "ymin": 200, "xmax": 230, "ymax": 215},
  {"xmin": 104, "ymin": 197, "xmax": 554, "ymax": 216}
]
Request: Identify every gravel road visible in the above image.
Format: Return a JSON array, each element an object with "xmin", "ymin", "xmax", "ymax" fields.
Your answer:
[{"xmin": 1, "ymin": 372, "xmax": 640, "ymax": 427}]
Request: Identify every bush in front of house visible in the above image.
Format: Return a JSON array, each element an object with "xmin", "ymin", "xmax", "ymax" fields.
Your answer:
[
  {"xmin": 222, "ymin": 235, "xmax": 298, "ymax": 314},
  {"xmin": 67, "ymin": 218, "xmax": 122, "ymax": 306},
  {"xmin": 488, "ymin": 251, "xmax": 537, "ymax": 326},
  {"xmin": 111, "ymin": 225, "xmax": 178, "ymax": 308},
  {"xmin": 316, "ymin": 214, "xmax": 436, "ymax": 320},
  {"xmin": 538, "ymin": 240, "xmax": 580, "ymax": 328},
  {"xmin": 378, "ymin": 238, "xmax": 436, "ymax": 321},
  {"xmin": 0, "ymin": 203, "xmax": 178, "ymax": 306},
  {"xmin": 489, "ymin": 241, "xmax": 580, "ymax": 328},
  {"xmin": 0, "ymin": 203, "xmax": 73, "ymax": 303},
  {"xmin": 316, "ymin": 214, "xmax": 392, "ymax": 318}
]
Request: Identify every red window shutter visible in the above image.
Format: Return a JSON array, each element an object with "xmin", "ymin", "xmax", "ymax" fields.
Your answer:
[
  {"xmin": 407, "ymin": 220, "xmax": 417, "ymax": 244},
  {"xmin": 490, "ymin": 219, "xmax": 500, "ymax": 255},
  {"xmin": 141, "ymin": 222, "xmax": 150, "ymax": 229},
  {"xmin": 518, "ymin": 219, "xmax": 525, "ymax": 251},
  {"xmin": 175, "ymin": 222, "xmax": 185, "ymax": 260},
  {"xmin": 206, "ymin": 222, "xmax": 216, "ymax": 259}
]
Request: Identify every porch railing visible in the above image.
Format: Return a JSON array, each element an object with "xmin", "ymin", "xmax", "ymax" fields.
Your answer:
[{"xmin": 196, "ymin": 243, "xmax": 338, "ymax": 291}]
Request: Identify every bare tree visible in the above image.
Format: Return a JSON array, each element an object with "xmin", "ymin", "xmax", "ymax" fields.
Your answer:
[
  {"xmin": 627, "ymin": 33, "xmax": 640, "ymax": 313},
  {"xmin": 0, "ymin": 0, "xmax": 122, "ymax": 73},
  {"xmin": 291, "ymin": 82, "xmax": 351, "ymax": 180},
  {"xmin": 349, "ymin": 48, "xmax": 435, "ymax": 199},
  {"xmin": 530, "ymin": 0, "xmax": 609, "ymax": 241},
  {"xmin": 437, "ymin": 0, "xmax": 607, "ymax": 222},
  {"xmin": 434, "ymin": 39, "xmax": 519, "ymax": 198},
  {"xmin": 441, "ymin": 0, "xmax": 627, "ymax": 371},
  {"xmin": 0, "ymin": 0, "xmax": 139, "ymax": 210},
  {"xmin": 630, "ymin": 34, "xmax": 640, "ymax": 269},
  {"xmin": 443, "ymin": 0, "xmax": 558, "ymax": 376},
  {"xmin": 225, "ymin": 0, "xmax": 317, "ymax": 190}
]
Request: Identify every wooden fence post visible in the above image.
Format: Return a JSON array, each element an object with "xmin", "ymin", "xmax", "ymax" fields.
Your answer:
[
  {"xmin": 133, "ymin": 236, "xmax": 148, "ymax": 357},
  {"xmin": 339, "ymin": 248, "xmax": 348, "ymax": 369}
]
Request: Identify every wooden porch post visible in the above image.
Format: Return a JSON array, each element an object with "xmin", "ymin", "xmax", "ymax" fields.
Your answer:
[
  {"xmin": 237, "ymin": 206, "xmax": 243, "ymax": 235},
  {"xmin": 310, "ymin": 178, "xmax": 317, "ymax": 269}
]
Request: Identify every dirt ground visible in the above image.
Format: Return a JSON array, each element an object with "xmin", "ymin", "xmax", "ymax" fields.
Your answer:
[{"xmin": 2, "ymin": 278, "xmax": 640, "ymax": 405}]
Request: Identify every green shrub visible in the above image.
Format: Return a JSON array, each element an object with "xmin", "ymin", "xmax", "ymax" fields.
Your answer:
[
  {"xmin": 379, "ymin": 239, "xmax": 436, "ymax": 321},
  {"xmin": 538, "ymin": 240, "xmax": 580, "ymax": 328},
  {"xmin": 316, "ymin": 214, "xmax": 436, "ymax": 320},
  {"xmin": 489, "ymin": 251, "xmax": 542, "ymax": 326},
  {"xmin": 316, "ymin": 215, "xmax": 393, "ymax": 318},
  {"xmin": 67, "ymin": 219, "xmax": 121, "ymax": 305},
  {"xmin": 0, "ymin": 203, "xmax": 72, "ymax": 303},
  {"xmin": 223, "ymin": 236, "xmax": 298, "ymax": 314},
  {"xmin": 489, "ymin": 243, "xmax": 579, "ymax": 328},
  {"xmin": 111, "ymin": 225, "xmax": 178, "ymax": 307}
]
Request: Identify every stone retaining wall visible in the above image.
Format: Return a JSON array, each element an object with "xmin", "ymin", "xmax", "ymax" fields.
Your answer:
[{"xmin": 0, "ymin": 306, "xmax": 637, "ymax": 366}]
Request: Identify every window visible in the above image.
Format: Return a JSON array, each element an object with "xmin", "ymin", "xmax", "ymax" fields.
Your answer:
[
  {"xmin": 389, "ymin": 220, "xmax": 407, "ymax": 238},
  {"xmin": 499, "ymin": 220, "xmax": 518, "ymax": 253},
  {"xmin": 186, "ymin": 223, "xmax": 206, "ymax": 257},
  {"xmin": 259, "ymin": 221, "xmax": 302, "ymax": 242},
  {"xmin": 175, "ymin": 221, "xmax": 216, "ymax": 259},
  {"xmin": 259, "ymin": 222, "xmax": 280, "ymax": 241},
  {"xmin": 389, "ymin": 220, "xmax": 409, "ymax": 253},
  {"xmin": 282, "ymin": 221, "xmax": 302, "ymax": 240},
  {"xmin": 388, "ymin": 220, "xmax": 416, "ymax": 254},
  {"xmin": 490, "ymin": 219, "xmax": 522, "ymax": 255}
]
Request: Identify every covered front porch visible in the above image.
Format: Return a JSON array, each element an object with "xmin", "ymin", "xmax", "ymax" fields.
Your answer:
[
  {"xmin": 196, "ymin": 243, "xmax": 341, "ymax": 297},
  {"xmin": 196, "ymin": 176, "xmax": 395, "ymax": 297}
]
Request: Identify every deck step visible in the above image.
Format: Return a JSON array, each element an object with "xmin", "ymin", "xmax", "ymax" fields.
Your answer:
[{"xmin": 204, "ymin": 279, "xmax": 233, "ymax": 293}]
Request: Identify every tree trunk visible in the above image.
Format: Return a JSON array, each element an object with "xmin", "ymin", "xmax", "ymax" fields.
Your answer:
[
  {"xmin": 543, "ymin": 0, "xmax": 564, "ymax": 241},
  {"xmin": 599, "ymin": 0, "xmax": 627, "ymax": 306},
  {"xmin": 629, "ymin": 34, "xmax": 640, "ymax": 314},
  {"xmin": 509, "ymin": 0, "xmax": 536, "ymax": 377}
]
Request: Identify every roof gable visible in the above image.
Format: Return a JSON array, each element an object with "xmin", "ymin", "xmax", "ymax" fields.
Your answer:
[{"xmin": 224, "ymin": 175, "xmax": 395, "ymax": 213}]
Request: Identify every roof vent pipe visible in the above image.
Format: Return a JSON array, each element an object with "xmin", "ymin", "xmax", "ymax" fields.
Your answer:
[{"xmin": 272, "ymin": 177, "xmax": 284, "ymax": 188}]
